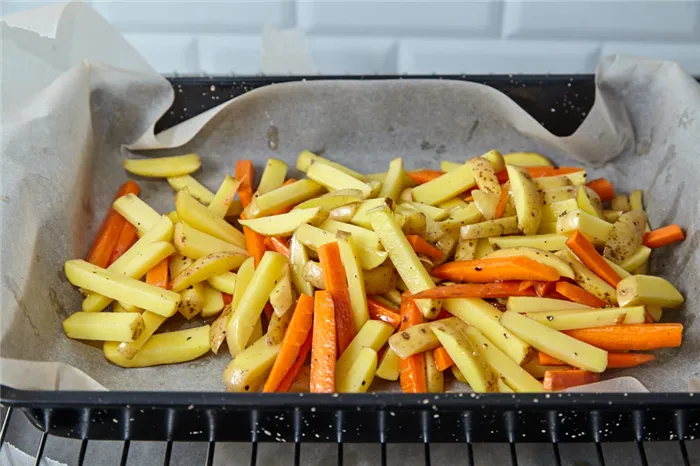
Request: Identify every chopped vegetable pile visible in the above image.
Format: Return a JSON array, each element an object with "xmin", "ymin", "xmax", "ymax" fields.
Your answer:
[{"xmin": 62, "ymin": 149, "xmax": 687, "ymax": 393}]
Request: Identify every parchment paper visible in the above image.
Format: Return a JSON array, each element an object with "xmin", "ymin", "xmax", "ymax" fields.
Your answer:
[{"xmin": 2, "ymin": 3, "xmax": 699, "ymax": 393}]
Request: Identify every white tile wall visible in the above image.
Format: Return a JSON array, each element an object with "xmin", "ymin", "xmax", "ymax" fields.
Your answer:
[{"xmin": 4, "ymin": 0, "xmax": 700, "ymax": 75}]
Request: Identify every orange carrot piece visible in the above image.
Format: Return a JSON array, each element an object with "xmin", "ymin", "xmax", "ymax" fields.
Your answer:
[
  {"xmin": 277, "ymin": 330, "xmax": 313, "ymax": 392},
  {"xmin": 146, "ymin": 258, "xmax": 169, "ymax": 289},
  {"xmin": 539, "ymin": 351, "xmax": 655, "ymax": 369},
  {"xmin": 409, "ymin": 281, "xmax": 537, "ymax": 300},
  {"xmin": 264, "ymin": 236, "xmax": 290, "ymax": 257},
  {"xmin": 242, "ymin": 217, "xmax": 267, "ymax": 267},
  {"xmin": 555, "ymin": 281, "xmax": 607, "ymax": 308},
  {"xmin": 526, "ymin": 166, "xmax": 583, "ymax": 178},
  {"xmin": 433, "ymin": 347, "xmax": 454, "ymax": 372},
  {"xmin": 494, "ymin": 187, "xmax": 510, "ymax": 219},
  {"xmin": 496, "ymin": 169, "xmax": 509, "ymax": 184},
  {"xmin": 318, "ymin": 242, "xmax": 357, "ymax": 354},
  {"xmin": 586, "ymin": 178, "xmax": 615, "ymax": 202},
  {"xmin": 566, "ymin": 231, "xmax": 622, "ymax": 287},
  {"xmin": 436, "ymin": 308, "xmax": 452, "ymax": 320},
  {"xmin": 310, "ymin": 290, "xmax": 336, "ymax": 393},
  {"xmin": 263, "ymin": 302, "xmax": 274, "ymax": 320},
  {"xmin": 564, "ymin": 324, "xmax": 683, "ymax": 351},
  {"xmin": 431, "ymin": 257, "xmax": 560, "ymax": 283},
  {"xmin": 222, "ymin": 293, "xmax": 232, "ymax": 305},
  {"xmin": 86, "ymin": 181, "xmax": 140, "ymax": 268},
  {"xmin": 406, "ymin": 169, "xmax": 444, "ymax": 185},
  {"xmin": 108, "ymin": 222, "xmax": 138, "ymax": 265},
  {"xmin": 406, "ymin": 235, "xmax": 444, "ymax": 262},
  {"xmin": 542, "ymin": 369, "xmax": 600, "ymax": 391},
  {"xmin": 519, "ymin": 280, "xmax": 538, "ymax": 292},
  {"xmin": 399, "ymin": 296, "xmax": 427, "ymax": 393},
  {"xmin": 534, "ymin": 281, "xmax": 556, "ymax": 297},
  {"xmin": 367, "ymin": 297, "xmax": 402, "ymax": 329},
  {"xmin": 643, "ymin": 224, "xmax": 685, "ymax": 248},
  {"xmin": 235, "ymin": 160, "xmax": 255, "ymax": 208},
  {"xmin": 264, "ymin": 295, "xmax": 315, "ymax": 392}
]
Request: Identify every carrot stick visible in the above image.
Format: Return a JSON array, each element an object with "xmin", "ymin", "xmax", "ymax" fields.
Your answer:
[
  {"xmin": 494, "ymin": 187, "xmax": 510, "ymax": 219},
  {"xmin": 431, "ymin": 257, "xmax": 560, "ymax": 283},
  {"xmin": 406, "ymin": 235, "xmax": 443, "ymax": 262},
  {"xmin": 108, "ymin": 222, "xmax": 138, "ymax": 265},
  {"xmin": 433, "ymin": 347, "xmax": 454, "ymax": 372},
  {"xmin": 318, "ymin": 242, "xmax": 357, "ymax": 354},
  {"xmin": 586, "ymin": 178, "xmax": 615, "ymax": 202},
  {"xmin": 436, "ymin": 308, "xmax": 452, "ymax": 320},
  {"xmin": 534, "ymin": 281, "xmax": 556, "ymax": 297},
  {"xmin": 566, "ymin": 231, "xmax": 622, "ymax": 287},
  {"xmin": 264, "ymin": 236, "xmax": 290, "ymax": 257},
  {"xmin": 146, "ymin": 258, "xmax": 169, "ymax": 289},
  {"xmin": 643, "ymin": 224, "xmax": 685, "ymax": 248},
  {"xmin": 222, "ymin": 293, "xmax": 232, "ymax": 305},
  {"xmin": 277, "ymin": 330, "xmax": 313, "ymax": 392},
  {"xmin": 519, "ymin": 280, "xmax": 537, "ymax": 292},
  {"xmin": 564, "ymin": 324, "xmax": 683, "ymax": 351},
  {"xmin": 399, "ymin": 296, "xmax": 427, "ymax": 393},
  {"xmin": 542, "ymin": 369, "xmax": 600, "ymax": 391},
  {"xmin": 264, "ymin": 294, "xmax": 315, "ymax": 392},
  {"xmin": 406, "ymin": 169, "xmax": 444, "ymax": 185},
  {"xmin": 310, "ymin": 290, "xmax": 336, "ymax": 393},
  {"xmin": 496, "ymin": 169, "xmax": 509, "ymax": 184},
  {"xmin": 243, "ymin": 226, "xmax": 267, "ymax": 267},
  {"xmin": 367, "ymin": 297, "xmax": 402, "ymax": 329},
  {"xmin": 555, "ymin": 281, "xmax": 607, "ymax": 308},
  {"xmin": 409, "ymin": 281, "xmax": 537, "ymax": 300},
  {"xmin": 235, "ymin": 160, "xmax": 255, "ymax": 208},
  {"xmin": 539, "ymin": 351, "xmax": 655, "ymax": 369},
  {"xmin": 526, "ymin": 167, "xmax": 583, "ymax": 178},
  {"xmin": 86, "ymin": 181, "xmax": 140, "ymax": 268}
]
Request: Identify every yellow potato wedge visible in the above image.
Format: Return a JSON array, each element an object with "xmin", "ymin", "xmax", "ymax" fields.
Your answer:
[
  {"xmin": 123, "ymin": 153, "xmax": 201, "ymax": 178},
  {"xmin": 471, "ymin": 190, "xmax": 500, "ymax": 220},
  {"xmin": 336, "ymin": 320, "xmax": 394, "ymax": 389},
  {"xmin": 113, "ymin": 302, "xmax": 139, "ymax": 313},
  {"xmin": 68, "ymin": 259, "xmax": 180, "ymax": 317},
  {"xmin": 173, "ymin": 221, "xmax": 248, "ymax": 259},
  {"xmin": 561, "ymin": 248, "xmax": 618, "ymax": 305},
  {"xmin": 541, "ymin": 186, "xmax": 578, "ymax": 205},
  {"xmin": 369, "ymin": 205, "xmax": 440, "ymax": 319},
  {"xmin": 506, "ymin": 297, "xmax": 591, "ymax": 313},
  {"xmin": 411, "ymin": 162, "xmax": 475, "ymax": 206},
  {"xmin": 177, "ymin": 283, "xmax": 205, "ymax": 320},
  {"xmin": 350, "ymin": 197, "xmax": 394, "ymax": 229},
  {"xmin": 474, "ymin": 238, "xmax": 495, "ymax": 259},
  {"xmin": 166, "ymin": 211, "xmax": 179, "ymax": 223},
  {"xmin": 619, "ymin": 246, "xmax": 652, "ymax": 272},
  {"xmin": 458, "ymin": 323, "xmax": 543, "ymax": 392},
  {"xmin": 320, "ymin": 219, "xmax": 380, "ymax": 250},
  {"xmin": 167, "ymin": 175, "xmax": 215, "ymax": 205},
  {"xmin": 647, "ymin": 305, "xmax": 664, "ymax": 322},
  {"xmin": 337, "ymin": 235, "xmax": 370, "ymax": 331},
  {"xmin": 307, "ymin": 162, "xmax": 373, "ymax": 198},
  {"xmin": 337, "ymin": 347, "xmax": 378, "ymax": 393},
  {"xmin": 532, "ymin": 175, "xmax": 572, "ymax": 191},
  {"xmin": 169, "ymin": 253, "xmax": 194, "ymax": 278},
  {"xmin": 256, "ymin": 158, "xmax": 288, "ymax": 195},
  {"xmin": 611, "ymin": 195, "xmax": 631, "ymax": 212},
  {"xmin": 329, "ymin": 203, "xmax": 360, "ymax": 222},
  {"xmin": 171, "ymin": 251, "xmax": 247, "ymax": 292},
  {"xmin": 63, "ymin": 312, "xmax": 144, "ymax": 342},
  {"xmin": 113, "ymin": 193, "xmax": 161, "ymax": 234},
  {"xmin": 295, "ymin": 193, "xmax": 362, "ymax": 212},
  {"xmin": 455, "ymin": 237, "xmax": 479, "ymax": 261},
  {"xmin": 556, "ymin": 209, "xmax": 613, "ymax": 246},
  {"xmin": 460, "ymin": 216, "xmax": 519, "ymax": 240},
  {"xmin": 603, "ymin": 210, "xmax": 623, "ymax": 223},
  {"xmin": 301, "ymin": 261, "xmax": 325, "ymax": 290},
  {"xmin": 244, "ymin": 179, "xmax": 324, "ymax": 219},
  {"xmin": 468, "ymin": 157, "xmax": 501, "ymax": 194},
  {"xmin": 222, "ymin": 334, "xmax": 281, "ymax": 392},
  {"xmin": 388, "ymin": 323, "xmax": 440, "ymax": 359},
  {"xmin": 208, "ymin": 175, "xmax": 241, "ymax": 218},
  {"xmin": 404, "ymin": 202, "xmax": 449, "ymax": 221},
  {"xmin": 577, "ymin": 186, "xmax": 604, "ymax": 219},
  {"xmin": 437, "ymin": 197, "xmax": 469, "ymax": 213},
  {"xmin": 431, "ymin": 320, "xmax": 497, "ymax": 393},
  {"xmin": 378, "ymin": 157, "xmax": 405, "ymax": 201},
  {"xmin": 498, "ymin": 379, "xmax": 514, "ymax": 393},
  {"xmin": 526, "ymin": 306, "xmax": 646, "ymax": 330},
  {"xmin": 269, "ymin": 266, "xmax": 295, "ymax": 317},
  {"xmin": 375, "ymin": 347, "xmax": 401, "ymax": 381},
  {"xmin": 363, "ymin": 263, "xmax": 399, "ymax": 296},
  {"xmin": 226, "ymin": 252, "xmax": 287, "ymax": 356},
  {"xmin": 617, "ymin": 275, "xmax": 684, "ymax": 308},
  {"xmin": 289, "ymin": 233, "xmax": 314, "ymax": 296},
  {"xmin": 105, "ymin": 325, "xmax": 210, "ymax": 368},
  {"xmin": 394, "ymin": 205, "xmax": 428, "ymax": 237},
  {"xmin": 484, "ymin": 246, "xmax": 574, "ymax": 279},
  {"xmin": 603, "ymin": 210, "xmax": 647, "ymax": 264},
  {"xmin": 506, "ymin": 165, "xmax": 542, "ymax": 235},
  {"xmin": 425, "ymin": 350, "xmax": 444, "ymax": 393},
  {"xmin": 489, "ymin": 234, "xmax": 567, "ymax": 251},
  {"xmin": 226, "ymin": 200, "xmax": 243, "ymax": 219},
  {"xmin": 201, "ymin": 282, "xmax": 225, "ymax": 318},
  {"xmin": 210, "ymin": 304, "xmax": 233, "ymax": 354},
  {"xmin": 503, "ymin": 152, "xmax": 552, "ymax": 167},
  {"xmin": 443, "ymin": 298, "xmax": 532, "ymax": 364},
  {"xmin": 117, "ymin": 311, "xmax": 167, "ymax": 360},
  {"xmin": 297, "ymin": 150, "xmax": 366, "ymax": 180},
  {"xmin": 500, "ymin": 311, "xmax": 608, "ymax": 373},
  {"xmin": 296, "ymin": 223, "xmax": 388, "ymax": 270},
  {"xmin": 207, "ymin": 271, "xmax": 237, "ymax": 295},
  {"xmin": 176, "ymin": 189, "xmax": 246, "ymax": 248},
  {"xmin": 224, "ymin": 256, "xmax": 256, "ymax": 354},
  {"xmin": 442, "ymin": 150, "xmax": 505, "ymax": 173},
  {"xmin": 603, "ymin": 257, "xmax": 631, "ymax": 279},
  {"xmin": 451, "ymin": 365, "xmax": 467, "ymax": 383},
  {"xmin": 240, "ymin": 207, "xmax": 327, "ymax": 237},
  {"xmin": 541, "ymin": 198, "xmax": 578, "ymax": 223},
  {"xmin": 381, "ymin": 289, "xmax": 403, "ymax": 307},
  {"xmin": 266, "ymin": 308, "xmax": 293, "ymax": 345},
  {"xmin": 537, "ymin": 222, "xmax": 558, "ymax": 234}
]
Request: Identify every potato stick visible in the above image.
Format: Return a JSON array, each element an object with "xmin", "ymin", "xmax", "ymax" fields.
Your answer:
[
  {"xmin": 337, "ymin": 235, "xmax": 370, "ymax": 332},
  {"xmin": 310, "ymin": 290, "xmax": 337, "ymax": 393},
  {"xmin": 555, "ymin": 281, "xmax": 607, "ymax": 308},
  {"xmin": 461, "ymin": 216, "xmax": 520, "ymax": 240},
  {"xmin": 318, "ymin": 242, "xmax": 357, "ymax": 354},
  {"xmin": 256, "ymin": 158, "xmax": 288, "ymax": 195},
  {"xmin": 169, "ymin": 253, "xmax": 194, "ymax": 278},
  {"xmin": 367, "ymin": 297, "xmax": 401, "ymax": 328},
  {"xmin": 585, "ymin": 178, "xmax": 615, "ymax": 202},
  {"xmin": 123, "ymin": 153, "xmax": 201, "ymax": 178},
  {"xmin": 297, "ymin": 223, "xmax": 387, "ymax": 271},
  {"xmin": 113, "ymin": 193, "xmax": 161, "ymax": 234},
  {"xmin": 177, "ymin": 282, "xmax": 204, "ymax": 320},
  {"xmin": 433, "ymin": 347, "xmax": 454, "ymax": 371},
  {"xmin": 489, "ymin": 234, "xmax": 567, "ymax": 252},
  {"xmin": 320, "ymin": 219, "xmax": 380, "ymax": 250},
  {"xmin": 505, "ymin": 297, "xmax": 591, "ymax": 313},
  {"xmin": 388, "ymin": 323, "xmax": 440, "ymax": 359},
  {"xmin": 208, "ymin": 175, "xmax": 241, "ymax": 218},
  {"xmin": 87, "ymin": 181, "xmax": 141, "ymax": 264},
  {"xmin": 542, "ymin": 369, "xmax": 600, "ymax": 391},
  {"xmin": 350, "ymin": 197, "xmax": 394, "ymax": 229},
  {"xmin": 307, "ymin": 162, "xmax": 373, "ymax": 198},
  {"xmin": 240, "ymin": 208, "xmax": 326, "ymax": 237},
  {"xmin": 431, "ymin": 257, "xmax": 560, "ymax": 283},
  {"xmin": 105, "ymin": 325, "xmax": 210, "ymax": 368},
  {"xmin": 201, "ymin": 282, "xmax": 225, "ymax": 317},
  {"xmin": 176, "ymin": 189, "xmax": 246, "ymax": 248},
  {"xmin": 245, "ymin": 179, "xmax": 324, "ymax": 218},
  {"xmin": 278, "ymin": 330, "xmax": 314, "ymax": 392},
  {"xmin": 616, "ymin": 275, "xmax": 684, "ymax": 308},
  {"xmin": 222, "ymin": 333, "xmax": 281, "ymax": 392},
  {"xmin": 424, "ymin": 350, "xmax": 444, "ymax": 393},
  {"xmin": 411, "ymin": 162, "xmax": 476, "ymax": 205},
  {"xmin": 539, "ymin": 351, "xmax": 655, "ymax": 369},
  {"xmin": 503, "ymin": 152, "xmax": 552, "ymax": 167},
  {"xmin": 264, "ymin": 294, "xmax": 315, "ymax": 392},
  {"xmin": 297, "ymin": 150, "xmax": 366, "ymax": 180},
  {"xmin": 116, "ymin": 311, "xmax": 167, "ymax": 359},
  {"xmin": 643, "ymin": 224, "xmax": 685, "ymax": 248},
  {"xmin": 409, "ymin": 281, "xmax": 536, "ymax": 300},
  {"xmin": 235, "ymin": 160, "xmax": 255, "ymax": 207},
  {"xmin": 265, "ymin": 236, "xmax": 290, "ymax": 257},
  {"xmin": 335, "ymin": 320, "xmax": 393, "ymax": 391},
  {"xmin": 377, "ymin": 157, "xmax": 405, "ymax": 201},
  {"xmin": 173, "ymin": 222, "xmax": 247, "ymax": 260},
  {"xmin": 171, "ymin": 251, "xmax": 247, "ymax": 292},
  {"xmin": 289, "ymin": 233, "xmax": 314, "ymax": 296},
  {"xmin": 398, "ymin": 297, "xmax": 427, "ymax": 393},
  {"xmin": 167, "ymin": 175, "xmax": 215, "ymax": 204},
  {"xmin": 506, "ymin": 165, "xmax": 542, "ymax": 235},
  {"xmin": 63, "ymin": 312, "xmax": 145, "ymax": 342},
  {"xmin": 526, "ymin": 306, "xmax": 646, "ymax": 330},
  {"xmin": 563, "ymin": 324, "xmax": 683, "ymax": 351}
]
